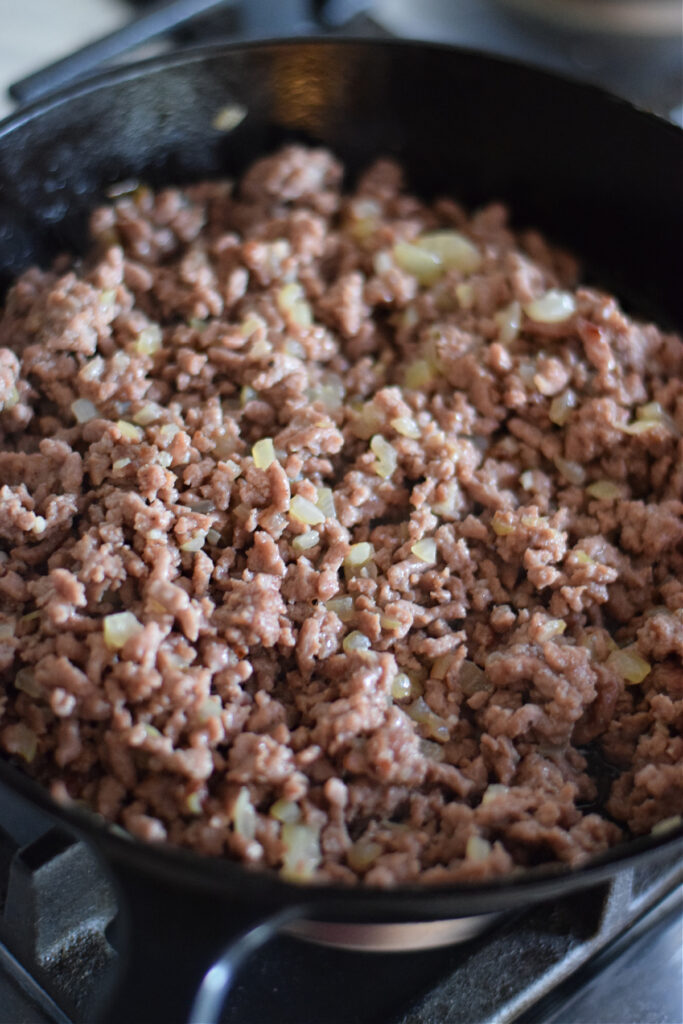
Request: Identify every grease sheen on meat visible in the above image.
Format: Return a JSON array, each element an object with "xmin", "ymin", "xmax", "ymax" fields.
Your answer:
[{"xmin": 0, "ymin": 146, "xmax": 681, "ymax": 886}]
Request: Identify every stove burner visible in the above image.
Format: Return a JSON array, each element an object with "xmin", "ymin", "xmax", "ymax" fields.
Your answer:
[{"xmin": 283, "ymin": 914, "xmax": 497, "ymax": 952}]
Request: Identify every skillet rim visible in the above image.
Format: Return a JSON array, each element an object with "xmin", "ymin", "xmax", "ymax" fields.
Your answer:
[
  {"xmin": 0, "ymin": 36, "xmax": 681, "ymax": 915},
  {"xmin": 1, "ymin": 753, "xmax": 682, "ymax": 916},
  {"xmin": 1, "ymin": 34, "xmax": 682, "ymax": 137}
]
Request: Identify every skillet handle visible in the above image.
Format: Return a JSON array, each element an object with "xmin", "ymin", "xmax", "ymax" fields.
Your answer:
[{"xmin": 100, "ymin": 859, "xmax": 303, "ymax": 1024}]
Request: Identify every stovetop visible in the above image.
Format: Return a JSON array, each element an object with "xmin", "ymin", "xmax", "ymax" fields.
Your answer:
[
  {"xmin": 1, "ymin": 779, "xmax": 681, "ymax": 1024},
  {"xmin": 1, "ymin": 0, "xmax": 681, "ymax": 121},
  {"xmin": 1, "ymin": 3, "xmax": 682, "ymax": 1022}
]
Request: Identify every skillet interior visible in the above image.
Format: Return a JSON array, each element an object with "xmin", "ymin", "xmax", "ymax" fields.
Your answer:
[{"xmin": 0, "ymin": 40, "xmax": 681, "ymax": 922}]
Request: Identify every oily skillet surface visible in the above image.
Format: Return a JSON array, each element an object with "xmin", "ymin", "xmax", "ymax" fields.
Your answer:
[{"xmin": 0, "ymin": 39, "xmax": 682, "ymax": 1023}]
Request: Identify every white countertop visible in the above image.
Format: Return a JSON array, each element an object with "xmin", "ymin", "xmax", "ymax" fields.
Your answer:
[{"xmin": 0, "ymin": 0, "xmax": 129, "ymax": 119}]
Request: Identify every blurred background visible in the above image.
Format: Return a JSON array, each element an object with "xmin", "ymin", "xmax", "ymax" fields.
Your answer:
[{"xmin": 1, "ymin": 0, "xmax": 681, "ymax": 122}]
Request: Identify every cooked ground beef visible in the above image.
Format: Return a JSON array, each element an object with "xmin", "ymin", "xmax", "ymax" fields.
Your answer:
[{"xmin": 0, "ymin": 145, "xmax": 681, "ymax": 887}]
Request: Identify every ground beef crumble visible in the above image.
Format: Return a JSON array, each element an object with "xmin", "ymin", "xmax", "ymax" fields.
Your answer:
[{"xmin": 0, "ymin": 146, "xmax": 681, "ymax": 886}]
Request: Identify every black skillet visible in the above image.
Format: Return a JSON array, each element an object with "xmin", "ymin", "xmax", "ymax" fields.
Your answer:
[{"xmin": 0, "ymin": 39, "xmax": 682, "ymax": 1024}]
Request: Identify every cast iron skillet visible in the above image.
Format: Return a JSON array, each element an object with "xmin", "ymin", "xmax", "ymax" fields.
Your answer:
[{"xmin": 0, "ymin": 39, "xmax": 682, "ymax": 1024}]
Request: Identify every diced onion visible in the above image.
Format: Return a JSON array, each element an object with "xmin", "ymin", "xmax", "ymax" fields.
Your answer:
[
  {"xmin": 400, "ymin": 305, "xmax": 420, "ymax": 329},
  {"xmin": 206, "ymin": 529, "xmax": 221, "ymax": 546},
  {"xmin": 553, "ymin": 456, "xmax": 586, "ymax": 485},
  {"xmin": 277, "ymin": 282, "xmax": 312, "ymax": 327},
  {"xmin": 180, "ymin": 531, "xmax": 206, "ymax": 552},
  {"xmin": 431, "ymin": 653, "xmax": 455, "ymax": 680},
  {"xmin": 634, "ymin": 399, "xmax": 679, "ymax": 436},
  {"xmin": 99, "ymin": 289, "xmax": 116, "ymax": 310},
  {"xmin": 325, "ymin": 596, "xmax": 354, "ymax": 622},
  {"xmin": 620, "ymin": 402, "xmax": 679, "ymax": 437},
  {"xmin": 620, "ymin": 420, "xmax": 656, "ymax": 436},
  {"xmin": 285, "ymin": 338, "xmax": 306, "ymax": 358},
  {"xmin": 455, "ymin": 282, "xmax": 474, "ymax": 309},
  {"xmin": 112, "ymin": 458, "xmax": 131, "ymax": 471},
  {"xmin": 112, "ymin": 352, "xmax": 129, "ymax": 373},
  {"xmin": 391, "ymin": 672, "xmax": 412, "ymax": 700},
  {"xmin": 481, "ymin": 784, "xmax": 509, "ymax": 806},
  {"xmin": 9, "ymin": 724, "xmax": 37, "ymax": 763},
  {"xmin": 251, "ymin": 338, "xmax": 272, "ymax": 358},
  {"xmin": 281, "ymin": 823, "xmax": 321, "ymax": 881},
  {"xmin": 308, "ymin": 376, "xmax": 345, "ymax": 411},
  {"xmin": 651, "ymin": 815, "xmax": 682, "ymax": 836},
  {"xmin": 391, "ymin": 416, "xmax": 420, "ymax": 439},
  {"xmin": 343, "ymin": 630, "xmax": 372, "ymax": 653},
  {"xmin": 186, "ymin": 792, "xmax": 203, "ymax": 815},
  {"xmin": 345, "ymin": 542, "xmax": 375, "ymax": 567},
  {"xmin": 277, "ymin": 281, "xmax": 303, "ymax": 311},
  {"xmin": 117, "ymin": 420, "xmax": 143, "ymax": 442},
  {"xmin": 79, "ymin": 356, "xmax": 104, "ymax": 382},
  {"xmin": 417, "ymin": 231, "xmax": 482, "ymax": 274},
  {"xmin": 393, "ymin": 241, "xmax": 442, "ymax": 286},
  {"xmin": 419, "ymin": 738, "xmax": 445, "ymax": 761},
  {"xmin": 466, "ymin": 835, "xmax": 492, "ymax": 862},
  {"xmin": 586, "ymin": 480, "xmax": 622, "ymax": 500},
  {"xmin": 133, "ymin": 403, "xmax": 162, "ymax": 426},
  {"xmin": 347, "ymin": 840, "xmax": 383, "ymax": 871},
  {"xmin": 492, "ymin": 511, "xmax": 514, "ymax": 536},
  {"xmin": 71, "ymin": 398, "xmax": 99, "ymax": 424},
  {"xmin": 373, "ymin": 250, "xmax": 393, "ymax": 275},
  {"xmin": 404, "ymin": 359, "xmax": 434, "ymax": 389},
  {"xmin": 316, "ymin": 487, "xmax": 336, "ymax": 519},
  {"xmin": 240, "ymin": 315, "xmax": 266, "ymax": 339},
  {"xmin": 350, "ymin": 400, "xmax": 385, "ymax": 440},
  {"xmin": 494, "ymin": 301, "xmax": 521, "ymax": 344},
  {"xmin": 270, "ymin": 799, "xmax": 301, "ymax": 823},
  {"xmin": 292, "ymin": 531, "xmax": 320, "ymax": 552},
  {"xmin": 198, "ymin": 697, "xmax": 222, "ymax": 722},
  {"xmin": 2, "ymin": 385, "xmax": 20, "ymax": 411},
  {"xmin": 432, "ymin": 480, "xmax": 462, "ymax": 519},
  {"xmin": 103, "ymin": 611, "xmax": 143, "ymax": 650},
  {"xmin": 212, "ymin": 103, "xmax": 247, "ymax": 132},
  {"xmin": 411, "ymin": 538, "xmax": 437, "ymax": 564},
  {"xmin": 518, "ymin": 360, "xmax": 536, "ymax": 386},
  {"xmin": 607, "ymin": 647, "xmax": 651, "ymax": 684},
  {"xmin": 289, "ymin": 495, "xmax": 326, "ymax": 526},
  {"xmin": 252, "ymin": 437, "xmax": 276, "ymax": 470},
  {"xmin": 406, "ymin": 670, "xmax": 426, "ymax": 698},
  {"xmin": 31, "ymin": 516, "xmax": 46, "ymax": 536},
  {"xmin": 231, "ymin": 787, "xmax": 257, "ymax": 839},
  {"xmin": 135, "ymin": 324, "xmax": 162, "ymax": 355},
  {"xmin": 348, "ymin": 199, "xmax": 381, "ymax": 241},
  {"xmin": 549, "ymin": 389, "xmax": 577, "ymax": 426},
  {"xmin": 537, "ymin": 618, "xmax": 567, "ymax": 643},
  {"xmin": 459, "ymin": 660, "xmax": 491, "ymax": 696},
  {"xmin": 524, "ymin": 290, "xmax": 576, "ymax": 324},
  {"xmin": 406, "ymin": 697, "xmax": 450, "ymax": 742},
  {"xmin": 159, "ymin": 423, "xmax": 179, "ymax": 442},
  {"xmin": 15, "ymin": 667, "xmax": 42, "ymax": 698},
  {"xmin": 370, "ymin": 435, "xmax": 398, "ymax": 479}
]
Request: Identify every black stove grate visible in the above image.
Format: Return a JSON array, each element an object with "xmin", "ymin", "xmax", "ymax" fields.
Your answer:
[{"xmin": 0, "ymin": 779, "xmax": 681, "ymax": 1024}]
